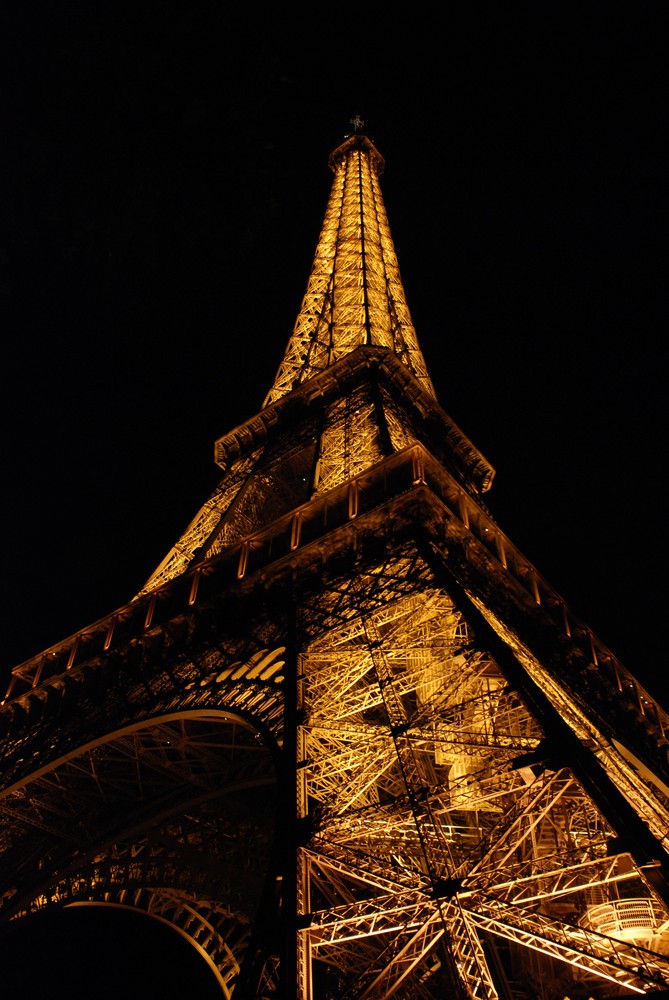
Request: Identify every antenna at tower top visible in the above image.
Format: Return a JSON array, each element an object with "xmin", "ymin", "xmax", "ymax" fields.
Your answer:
[{"xmin": 349, "ymin": 113, "xmax": 364, "ymax": 133}]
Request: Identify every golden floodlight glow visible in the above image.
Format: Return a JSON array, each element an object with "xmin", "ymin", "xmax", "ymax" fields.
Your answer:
[{"xmin": 2, "ymin": 128, "xmax": 669, "ymax": 999}]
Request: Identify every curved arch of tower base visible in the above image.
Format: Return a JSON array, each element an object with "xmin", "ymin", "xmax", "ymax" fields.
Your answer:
[{"xmin": 4, "ymin": 510, "xmax": 669, "ymax": 998}]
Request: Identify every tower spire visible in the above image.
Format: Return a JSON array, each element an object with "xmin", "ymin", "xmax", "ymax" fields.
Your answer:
[
  {"xmin": 263, "ymin": 129, "xmax": 436, "ymax": 406},
  {"xmin": 133, "ymin": 136, "xmax": 490, "ymax": 596}
]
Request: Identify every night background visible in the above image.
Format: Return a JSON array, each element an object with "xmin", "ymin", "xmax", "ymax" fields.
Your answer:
[{"xmin": 1, "ymin": 5, "xmax": 667, "ymax": 997}]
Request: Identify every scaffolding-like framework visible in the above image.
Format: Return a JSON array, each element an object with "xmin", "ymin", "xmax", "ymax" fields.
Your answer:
[{"xmin": 2, "ymin": 129, "xmax": 669, "ymax": 998}]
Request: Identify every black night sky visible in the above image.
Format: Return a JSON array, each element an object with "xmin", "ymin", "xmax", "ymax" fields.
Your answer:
[{"xmin": 1, "ymin": 5, "xmax": 667, "ymax": 997}]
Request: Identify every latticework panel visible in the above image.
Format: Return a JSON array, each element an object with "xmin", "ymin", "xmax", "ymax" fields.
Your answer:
[
  {"xmin": 314, "ymin": 387, "xmax": 388, "ymax": 496},
  {"xmin": 138, "ymin": 449, "xmax": 264, "ymax": 595},
  {"xmin": 264, "ymin": 135, "xmax": 435, "ymax": 407},
  {"xmin": 0, "ymin": 631, "xmax": 289, "ymax": 997},
  {"xmin": 292, "ymin": 559, "xmax": 669, "ymax": 999}
]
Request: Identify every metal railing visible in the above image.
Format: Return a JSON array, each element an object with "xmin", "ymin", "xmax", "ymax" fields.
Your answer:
[{"xmin": 3, "ymin": 445, "xmax": 666, "ymax": 753}]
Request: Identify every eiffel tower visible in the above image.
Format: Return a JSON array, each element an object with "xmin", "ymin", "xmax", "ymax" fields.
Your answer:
[{"xmin": 2, "ymin": 120, "xmax": 669, "ymax": 1000}]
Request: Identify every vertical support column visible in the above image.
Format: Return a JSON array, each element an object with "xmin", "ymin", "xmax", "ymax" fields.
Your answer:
[
  {"xmin": 296, "ymin": 849, "xmax": 313, "ymax": 1000},
  {"xmin": 295, "ymin": 656, "xmax": 313, "ymax": 998},
  {"xmin": 495, "ymin": 533, "xmax": 508, "ymax": 569},
  {"xmin": 348, "ymin": 480, "xmax": 359, "ymax": 519},
  {"xmin": 458, "ymin": 492, "xmax": 470, "ymax": 529},
  {"xmin": 412, "ymin": 446, "xmax": 426, "ymax": 484},
  {"xmin": 296, "ymin": 665, "xmax": 309, "ymax": 823},
  {"xmin": 281, "ymin": 618, "xmax": 314, "ymax": 998}
]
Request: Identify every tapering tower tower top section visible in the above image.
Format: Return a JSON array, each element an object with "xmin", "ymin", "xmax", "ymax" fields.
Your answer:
[{"xmin": 263, "ymin": 124, "xmax": 437, "ymax": 407}]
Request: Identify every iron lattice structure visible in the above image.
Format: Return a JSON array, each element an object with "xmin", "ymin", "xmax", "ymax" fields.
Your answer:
[{"xmin": 2, "ymin": 129, "xmax": 669, "ymax": 999}]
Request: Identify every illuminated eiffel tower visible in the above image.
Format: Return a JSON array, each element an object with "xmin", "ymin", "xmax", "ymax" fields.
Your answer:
[{"xmin": 3, "ymin": 119, "xmax": 669, "ymax": 999}]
